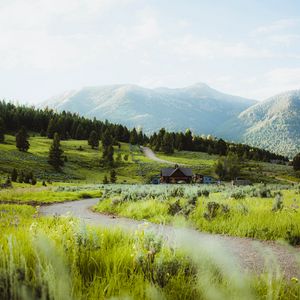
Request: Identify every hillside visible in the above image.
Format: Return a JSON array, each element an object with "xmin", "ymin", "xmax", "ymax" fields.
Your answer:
[
  {"xmin": 41, "ymin": 83, "xmax": 256, "ymax": 135},
  {"xmin": 219, "ymin": 90, "xmax": 300, "ymax": 158},
  {"xmin": 0, "ymin": 135, "xmax": 297, "ymax": 185},
  {"xmin": 0, "ymin": 135, "xmax": 150, "ymax": 183}
]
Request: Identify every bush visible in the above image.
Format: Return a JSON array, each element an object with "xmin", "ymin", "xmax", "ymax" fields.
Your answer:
[
  {"xmin": 168, "ymin": 200, "xmax": 182, "ymax": 216},
  {"xmin": 203, "ymin": 202, "xmax": 220, "ymax": 220},
  {"xmin": 230, "ymin": 190, "xmax": 245, "ymax": 200},
  {"xmin": 202, "ymin": 190, "xmax": 210, "ymax": 197},
  {"xmin": 272, "ymin": 193, "xmax": 283, "ymax": 212},
  {"xmin": 187, "ymin": 195, "xmax": 197, "ymax": 206}
]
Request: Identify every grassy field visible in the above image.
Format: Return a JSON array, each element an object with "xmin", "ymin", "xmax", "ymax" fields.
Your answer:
[
  {"xmin": 94, "ymin": 184, "xmax": 300, "ymax": 244},
  {"xmin": 156, "ymin": 150, "xmax": 299, "ymax": 183},
  {"xmin": 2, "ymin": 135, "xmax": 300, "ymax": 299},
  {"xmin": 0, "ymin": 204, "xmax": 299, "ymax": 299},
  {"xmin": 0, "ymin": 135, "xmax": 165, "ymax": 184},
  {"xmin": 0, "ymin": 135, "xmax": 298, "ymax": 186}
]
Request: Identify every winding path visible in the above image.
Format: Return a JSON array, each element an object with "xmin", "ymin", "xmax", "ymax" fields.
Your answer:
[
  {"xmin": 40, "ymin": 198, "xmax": 300, "ymax": 279},
  {"xmin": 140, "ymin": 146, "xmax": 182, "ymax": 165}
]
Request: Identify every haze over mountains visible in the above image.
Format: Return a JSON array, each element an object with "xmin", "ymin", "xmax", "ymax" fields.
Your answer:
[{"xmin": 40, "ymin": 83, "xmax": 300, "ymax": 158}]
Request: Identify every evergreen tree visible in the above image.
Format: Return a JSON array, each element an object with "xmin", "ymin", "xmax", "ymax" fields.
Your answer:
[
  {"xmin": 102, "ymin": 130, "xmax": 114, "ymax": 166},
  {"xmin": 154, "ymin": 128, "xmax": 165, "ymax": 151},
  {"xmin": 11, "ymin": 168, "xmax": 18, "ymax": 182},
  {"xmin": 18, "ymin": 171, "xmax": 24, "ymax": 183},
  {"xmin": 161, "ymin": 132, "xmax": 174, "ymax": 154},
  {"xmin": 16, "ymin": 126, "xmax": 30, "ymax": 152},
  {"xmin": 215, "ymin": 153, "xmax": 241, "ymax": 180},
  {"xmin": 184, "ymin": 129, "xmax": 193, "ymax": 150},
  {"xmin": 110, "ymin": 169, "xmax": 117, "ymax": 183},
  {"xmin": 88, "ymin": 130, "xmax": 99, "ymax": 149},
  {"xmin": 103, "ymin": 145, "xmax": 114, "ymax": 166},
  {"xmin": 47, "ymin": 118, "xmax": 56, "ymax": 138},
  {"xmin": 40, "ymin": 129, "xmax": 47, "ymax": 137},
  {"xmin": 293, "ymin": 153, "xmax": 300, "ymax": 171},
  {"xmin": 48, "ymin": 132, "xmax": 64, "ymax": 170},
  {"xmin": 129, "ymin": 128, "xmax": 138, "ymax": 145},
  {"xmin": 24, "ymin": 172, "xmax": 31, "ymax": 184},
  {"xmin": 0, "ymin": 117, "xmax": 5, "ymax": 143},
  {"xmin": 75, "ymin": 124, "xmax": 85, "ymax": 140}
]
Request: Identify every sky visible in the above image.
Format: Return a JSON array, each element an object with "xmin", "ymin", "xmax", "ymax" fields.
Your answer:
[{"xmin": 1, "ymin": 0, "xmax": 300, "ymax": 103}]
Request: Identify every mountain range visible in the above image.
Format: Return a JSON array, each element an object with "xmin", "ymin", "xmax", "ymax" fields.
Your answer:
[{"xmin": 40, "ymin": 83, "xmax": 300, "ymax": 158}]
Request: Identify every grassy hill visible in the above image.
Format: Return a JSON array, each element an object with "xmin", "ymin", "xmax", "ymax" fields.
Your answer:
[
  {"xmin": 0, "ymin": 135, "xmax": 157, "ymax": 184},
  {"xmin": 0, "ymin": 134, "xmax": 298, "ymax": 186}
]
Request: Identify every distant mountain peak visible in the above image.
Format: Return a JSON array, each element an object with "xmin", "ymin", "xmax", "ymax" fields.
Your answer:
[
  {"xmin": 190, "ymin": 82, "xmax": 210, "ymax": 88},
  {"xmin": 39, "ymin": 84, "xmax": 300, "ymax": 157}
]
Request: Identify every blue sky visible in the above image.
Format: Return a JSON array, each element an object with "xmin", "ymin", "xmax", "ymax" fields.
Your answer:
[{"xmin": 1, "ymin": 0, "xmax": 300, "ymax": 103}]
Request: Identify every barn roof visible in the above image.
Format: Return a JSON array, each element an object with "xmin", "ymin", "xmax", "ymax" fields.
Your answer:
[{"xmin": 161, "ymin": 167, "xmax": 193, "ymax": 177}]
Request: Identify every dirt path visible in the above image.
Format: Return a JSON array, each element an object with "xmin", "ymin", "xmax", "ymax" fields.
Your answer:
[
  {"xmin": 40, "ymin": 198, "xmax": 300, "ymax": 279},
  {"xmin": 140, "ymin": 146, "xmax": 182, "ymax": 165}
]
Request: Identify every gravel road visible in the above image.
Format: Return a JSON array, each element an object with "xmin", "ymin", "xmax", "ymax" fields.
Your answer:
[
  {"xmin": 140, "ymin": 146, "xmax": 181, "ymax": 165},
  {"xmin": 40, "ymin": 198, "xmax": 300, "ymax": 279}
]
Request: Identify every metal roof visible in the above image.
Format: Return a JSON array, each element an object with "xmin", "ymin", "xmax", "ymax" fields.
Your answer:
[{"xmin": 161, "ymin": 167, "xmax": 193, "ymax": 177}]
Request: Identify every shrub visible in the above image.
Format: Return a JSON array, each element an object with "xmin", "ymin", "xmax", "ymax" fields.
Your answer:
[
  {"xmin": 168, "ymin": 200, "xmax": 182, "ymax": 216},
  {"xmin": 230, "ymin": 190, "xmax": 245, "ymax": 200},
  {"xmin": 79, "ymin": 192, "xmax": 92, "ymax": 199},
  {"xmin": 272, "ymin": 193, "xmax": 284, "ymax": 212},
  {"xmin": 203, "ymin": 202, "xmax": 220, "ymax": 221},
  {"xmin": 187, "ymin": 195, "xmax": 197, "ymax": 206},
  {"xmin": 202, "ymin": 190, "xmax": 210, "ymax": 197}
]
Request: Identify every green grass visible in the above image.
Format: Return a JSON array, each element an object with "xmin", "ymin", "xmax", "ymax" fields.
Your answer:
[
  {"xmin": 1, "ymin": 204, "xmax": 300, "ymax": 299},
  {"xmin": 0, "ymin": 185, "xmax": 103, "ymax": 204},
  {"xmin": 94, "ymin": 184, "xmax": 300, "ymax": 244},
  {"xmin": 1, "ymin": 135, "xmax": 298, "ymax": 185},
  {"xmin": 0, "ymin": 135, "xmax": 163, "ymax": 184}
]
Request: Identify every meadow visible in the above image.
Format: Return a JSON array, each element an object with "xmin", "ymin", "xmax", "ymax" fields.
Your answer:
[
  {"xmin": 0, "ymin": 135, "xmax": 161, "ymax": 184},
  {"xmin": 0, "ymin": 135, "xmax": 298, "ymax": 186},
  {"xmin": 2, "ymin": 134, "xmax": 300, "ymax": 299},
  {"xmin": 94, "ymin": 184, "xmax": 300, "ymax": 244},
  {"xmin": 0, "ymin": 204, "xmax": 300, "ymax": 300}
]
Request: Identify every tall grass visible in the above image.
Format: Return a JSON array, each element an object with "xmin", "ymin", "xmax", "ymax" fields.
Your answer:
[
  {"xmin": 0, "ymin": 204, "xmax": 300, "ymax": 299},
  {"xmin": 94, "ymin": 184, "xmax": 300, "ymax": 244}
]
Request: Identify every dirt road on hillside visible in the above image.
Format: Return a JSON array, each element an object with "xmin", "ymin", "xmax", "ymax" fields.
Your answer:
[
  {"xmin": 140, "ymin": 146, "xmax": 183, "ymax": 165},
  {"xmin": 40, "ymin": 198, "xmax": 300, "ymax": 279}
]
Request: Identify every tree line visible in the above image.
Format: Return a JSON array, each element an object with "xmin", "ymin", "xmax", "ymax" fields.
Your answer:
[
  {"xmin": 0, "ymin": 100, "xmax": 289, "ymax": 167},
  {"xmin": 0, "ymin": 101, "xmax": 149, "ymax": 145},
  {"xmin": 148, "ymin": 128, "xmax": 288, "ymax": 162}
]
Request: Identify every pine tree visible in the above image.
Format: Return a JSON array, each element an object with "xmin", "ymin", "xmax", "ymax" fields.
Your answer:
[
  {"xmin": 110, "ymin": 169, "xmax": 117, "ymax": 183},
  {"xmin": 40, "ymin": 129, "xmax": 47, "ymax": 137},
  {"xmin": 293, "ymin": 153, "xmax": 300, "ymax": 171},
  {"xmin": 161, "ymin": 132, "xmax": 174, "ymax": 154},
  {"xmin": 47, "ymin": 118, "xmax": 56, "ymax": 138},
  {"xmin": 48, "ymin": 132, "xmax": 64, "ymax": 170},
  {"xmin": 105, "ymin": 145, "xmax": 114, "ymax": 166},
  {"xmin": 129, "ymin": 128, "xmax": 138, "ymax": 145},
  {"xmin": 16, "ymin": 127, "xmax": 30, "ymax": 152},
  {"xmin": 75, "ymin": 124, "xmax": 85, "ymax": 140},
  {"xmin": 102, "ymin": 130, "xmax": 114, "ymax": 166},
  {"xmin": 11, "ymin": 168, "xmax": 18, "ymax": 182},
  {"xmin": 88, "ymin": 130, "xmax": 99, "ymax": 149},
  {"xmin": 18, "ymin": 171, "xmax": 24, "ymax": 183},
  {"xmin": 0, "ymin": 117, "xmax": 5, "ymax": 143}
]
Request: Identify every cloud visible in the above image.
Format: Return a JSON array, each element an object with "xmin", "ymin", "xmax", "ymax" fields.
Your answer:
[
  {"xmin": 252, "ymin": 18, "xmax": 300, "ymax": 35},
  {"xmin": 169, "ymin": 35, "xmax": 275, "ymax": 59},
  {"xmin": 265, "ymin": 67, "xmax": 300, "ymax": 88}
]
